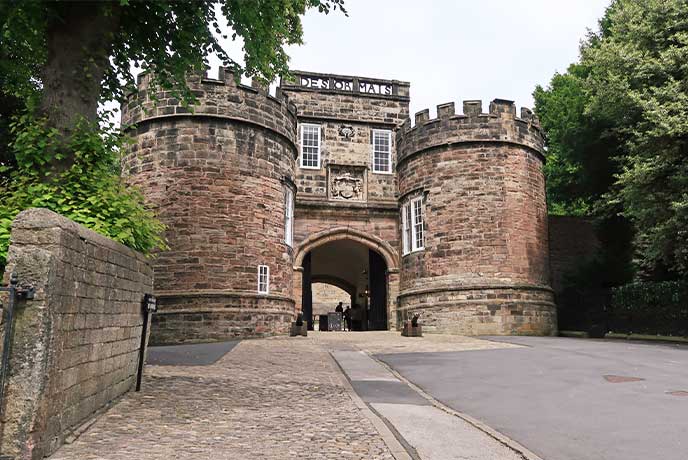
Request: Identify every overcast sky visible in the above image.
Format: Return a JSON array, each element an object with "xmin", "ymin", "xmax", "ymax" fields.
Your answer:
[
  {"xmin": 281, "ymin": 0, "xmax": 611, "ymax": 116},
  {"xmin": 115, "ymin": 1, "xmax": 611, "ymax": 121}
]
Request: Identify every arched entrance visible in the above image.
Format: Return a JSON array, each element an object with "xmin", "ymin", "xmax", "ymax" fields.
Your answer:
[{"xmin": 293, "ymin": 228, "xmax": 400, "ymax": 331}]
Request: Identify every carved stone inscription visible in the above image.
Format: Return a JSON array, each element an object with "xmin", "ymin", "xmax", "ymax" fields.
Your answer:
[
  {"xmin": 299, "ymin": 76, "xmax": 392, "ymax": 95},
  {"xmin": 328, "ymin": 165, "xmax": 366, "ymax": 202}
]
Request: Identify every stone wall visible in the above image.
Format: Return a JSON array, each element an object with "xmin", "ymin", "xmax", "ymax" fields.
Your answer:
[
  {"xmin": 281, "ymin": 71, "xmax": 408, "ymax": 330},
  {"xmin": 0, "ymin": 209, "xmax": 153, "ymax": 460},
  {"xmin": 548, "ymin": 216, "xmax": 600, "ymax": 293},
  {"xmin": 396, "ymin": 100, "xmax": 556, "ymax": 335},
  {"xmin": 312, "ymin": 283, "xmax": 350, "ymax": 315},
  {"xmin": 123, "ymin": 69, "xmax": 297, "ymax": 344},
  {"xmin": 280, "ymin": 70, "xmax": 409, "ymax": 204},
  {"xmin": 294, "ymin": 203, "xmax": 399, "ymax": 250}
]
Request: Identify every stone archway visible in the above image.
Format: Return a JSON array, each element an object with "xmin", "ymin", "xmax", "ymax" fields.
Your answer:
[
  {"xmin": 294, "ymin": 227, "xmax": 399, "ymax": 270},
  {"xmin": 293, "ymin": 227, "xmax": 400, "ymax": 331},
  {"xmin": 311, "ymin": 274, "xmax": 356, "ymax": 296}
]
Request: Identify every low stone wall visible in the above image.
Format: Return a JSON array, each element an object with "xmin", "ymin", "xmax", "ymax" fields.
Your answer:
[{"xmin": 0, "ymin": 208, "xmax": 153, "ymax": 460}]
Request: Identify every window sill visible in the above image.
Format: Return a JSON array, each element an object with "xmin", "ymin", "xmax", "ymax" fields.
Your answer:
[
  {"xmin": 402, "ymin": 248, "xmax": 425, "ymax": 257},
  {"xmin": 300, "ymin": 165, "xmax": 321, "ymax": 170}
]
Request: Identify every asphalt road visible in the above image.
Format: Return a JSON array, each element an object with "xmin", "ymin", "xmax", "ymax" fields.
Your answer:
[
  {"xmin": 377, "ymin": 337, "xmax": 688, "ymax": 460},
  {"xmin": 333, "ymin": 350, "xmax": 524, "ymax": 460},
  {"xmin": 147, "ymin": 340, "xmax": 239, "ymax": 366}
]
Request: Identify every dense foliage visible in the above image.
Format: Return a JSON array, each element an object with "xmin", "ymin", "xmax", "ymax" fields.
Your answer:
[
  {"xmin": 610, "ymin": 281, "xmax": 688, "ymax": 336},
  {"xmin": 533, "ymin": 64, "xmax": 621, "ymax": 217},
  {"xmin": 0, "ymin": 116, "xmax": 166, "ymax": 266},
  {"xmin": 0, "ymin": 0, "xmax": 344, "ymax": 262},
  {"xmin": 1, "ymin": 0, "xmax": 347, "ymax": 143},
  {"xmin": 535, "ymin": 0, "xmax": 688, "ymax": 277}
]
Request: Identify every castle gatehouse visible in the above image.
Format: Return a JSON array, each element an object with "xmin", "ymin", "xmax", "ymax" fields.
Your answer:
[{"xmin": 121, "ymin": 69, "xmax": 557, "ymax": 344}]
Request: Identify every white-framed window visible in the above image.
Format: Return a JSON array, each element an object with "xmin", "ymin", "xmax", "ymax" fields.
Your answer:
[
  {"xmin": 300, "ymin": 124, "xmax": 321, "ymax": 169},
  {"xmin": 401, "ymin": 196, "xmax": 424, "ymax": 255},
  {"xmin": 411, "ymin": 197, "xmax": 424, "ymax": 251},
  {"xmin": 258, "ymin": 265, "xmax": 270, "ymax": 294},
  {"xmin": 284, "ymin": 188, "xmax": 294, "ymax": 247},
  {"xmin": 401, "ymin": 203, "xmax": 411, "ymax": 255},
  {"xmin": 372, "ymin": 129, "xmax": 392, "ymax": 174}
]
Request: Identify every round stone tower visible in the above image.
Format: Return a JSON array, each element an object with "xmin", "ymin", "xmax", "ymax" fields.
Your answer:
[
  {"xmin": 122, "ymin": 68, "xmax": 298, "ymax": 344},
  {"xmin": 396, "ymin": 99, "xmax": 556, "ymax": 335}
]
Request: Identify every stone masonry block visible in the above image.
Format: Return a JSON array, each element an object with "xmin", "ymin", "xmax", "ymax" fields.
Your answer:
[{"xmin": 0, "ymin": 209, "xmax": 153, "ymax": 459}]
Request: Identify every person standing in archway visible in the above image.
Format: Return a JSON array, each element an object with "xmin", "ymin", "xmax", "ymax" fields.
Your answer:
[
  {"xmin": 334, "ymin": 302, "xmax": 344, "ymax": 331},
  {"xmin": 343, "ymin": 305, "xmax": 352, "ymax": 331}
]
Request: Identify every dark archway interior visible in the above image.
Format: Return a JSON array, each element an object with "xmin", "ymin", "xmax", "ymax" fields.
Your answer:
[{"xmin": 301, "ymin": 239, "xmax": 388, "ymax": 331}]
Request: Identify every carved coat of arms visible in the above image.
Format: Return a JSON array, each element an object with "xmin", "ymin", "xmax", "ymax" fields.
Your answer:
[
  {"xmin": 338, "ymin": 125, "xmax": 355, "ymax": 139},
  {"xmin": 331, "ymin": 173, "xmax": 362, "ymax": 200}
]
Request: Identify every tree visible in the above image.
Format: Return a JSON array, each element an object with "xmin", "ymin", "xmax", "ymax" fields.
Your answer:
[
  {"xmin": 1, "ymin": 0, "xmax": 346, "ymax": 169},
  {"xmin": 0, "ymin": 0, "xmax": 346, "ymax": 266},
  {"xmin": 0, "ymin": 1, "xmax": 42, "ymax": 176},
  {"xmin": 533, "ymin": 63, "xmax": 621, "ymax": 216},
  {"xmin": 582, "ymin": 0, "xmax": 688, "ymax": 276},
  {"xmin": 535, "ymin": 0, "xmax": 688, "ymax": 278},
  {"xmin": 534, "ymin": 65, "xmax": 636, "ymax": 288}
]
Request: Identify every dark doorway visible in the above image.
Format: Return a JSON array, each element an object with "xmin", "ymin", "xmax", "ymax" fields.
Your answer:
[
  {"xmin": 302, "ymin": 252, "xmax": 313, "ymax": 330},
  {"xmin": 368, "ymin": 249, "xmax": 388, "ymax": 330},
  {"xmin": 302, "ymin": 239, "xmax": 388, "ymax": 331}
]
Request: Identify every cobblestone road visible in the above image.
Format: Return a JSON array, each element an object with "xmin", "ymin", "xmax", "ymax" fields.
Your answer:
[
  {"xmin": 52, "ymin": 337, "xmax": 395, "ymax": 460},
  {"xmin": 310, "ymin": 330, "xmax": 520, "ymax": 354},
  {"xmin": 50, "ymin": 332, "xmax": 513, "ymax": 460}
]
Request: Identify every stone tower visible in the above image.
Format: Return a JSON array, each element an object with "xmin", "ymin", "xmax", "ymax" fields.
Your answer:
[
  {"xmin": 121, "ymin": 69, "xmax": 298, "ymax": 344},
  {"xmin": 395, "ymin": 99, "xmax": 556, "ymax": 335}
]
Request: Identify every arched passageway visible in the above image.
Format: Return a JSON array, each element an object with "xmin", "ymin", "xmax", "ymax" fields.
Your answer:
[
  {"xmin": 312, "ymin": 282, "xmax": 351, "ymax": 314},
  {"xmin": 294, "ymin": 228, "xmax": 399, "ymax": 331},
  {"xmin": 293, "ymin": 228, "xmax": 400, "ymax": 331},
  {"xmin": 301, "ymin": 239, "xmax": 388, "ymax": 331}
]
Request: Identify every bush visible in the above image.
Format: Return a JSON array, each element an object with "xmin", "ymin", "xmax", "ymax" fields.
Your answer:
[
  {"xmin": 0, "ymin": 114, "xmax": 166, "ymax": 268},
  {"xmin": 610, "ymin": 281, "xmax": 688, "ymax": 337}
]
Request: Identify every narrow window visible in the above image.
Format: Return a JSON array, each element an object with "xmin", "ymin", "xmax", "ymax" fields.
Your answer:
[
  {"xmin": 401, "ymin": 203, "xmax": 411, "ymax": 255},
  {"xmin": 258, "ymin": 265, "xmax": 270, "ymax": 294},
  {"xmin": 372, "ymin": 129, "xmax": 392, "ymax": 174},
  {"xmin": 300, "ymin": 124, "xmax": 321, "ymax": 169},
  {"xmin": 411, "ymin": 197, "xmax": 425, "ymax": 251},
  {"xmin": 284, "ymin": 188, "xmax": 294, "ymax": 246}
]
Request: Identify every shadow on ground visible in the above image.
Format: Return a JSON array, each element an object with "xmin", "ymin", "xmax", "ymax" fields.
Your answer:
[{"xmin": 147, "ymin": 340, "xmax": 240, "ymax": 366}]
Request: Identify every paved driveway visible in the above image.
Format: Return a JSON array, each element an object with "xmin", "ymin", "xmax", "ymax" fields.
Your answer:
[{"xmin": 377, "ymin": 337, "xmax": 688, "ymax": 460}]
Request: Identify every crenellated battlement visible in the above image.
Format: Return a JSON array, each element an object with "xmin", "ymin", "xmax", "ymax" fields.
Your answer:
[
  {"xmin": 396, "ymin": 99, "xmax": 543, "ymax": 165},
  {"xmin": 121, "ymin": 68, "xmax": 298, "ymax": 146},
  {"xmin": 401, "ymin": 99, "xmax": 540, "ymax": 130}
]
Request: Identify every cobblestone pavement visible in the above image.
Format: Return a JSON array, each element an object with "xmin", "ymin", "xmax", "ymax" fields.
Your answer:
[
  {"xmin": 51, "ymin": 337, "xmax": 395, "ymax": 460},
  {"xmin": 50, "ymin": 332, "xmax": 515, "ymax": 460},
  {"xmin": 310, "ymin": 330, "xmax": 520, "ymax": 354}
]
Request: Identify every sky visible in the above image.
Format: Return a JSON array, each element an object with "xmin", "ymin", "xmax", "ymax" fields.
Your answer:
[
  {"xmin": 281, "ymin": 0, "xmax": 611, "ymax": 116},
  {"xmin": 113, "ymin": 0, "xmax": 611, "ymax": 121}
]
